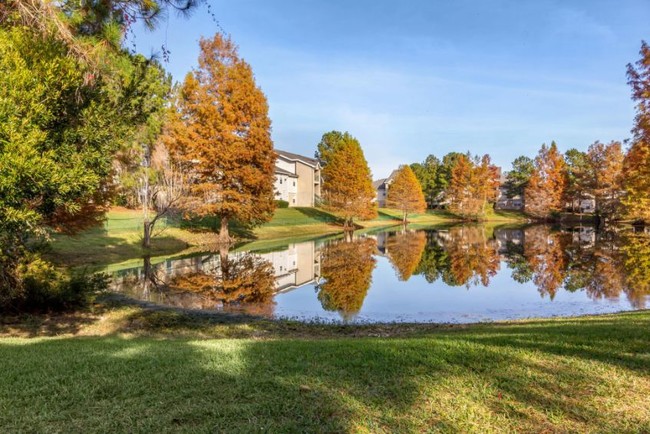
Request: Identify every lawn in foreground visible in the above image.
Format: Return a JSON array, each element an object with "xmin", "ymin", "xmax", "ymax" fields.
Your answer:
[{"xmin": 0, "ymin": 310, "xmax": 649, "ymax": 433}]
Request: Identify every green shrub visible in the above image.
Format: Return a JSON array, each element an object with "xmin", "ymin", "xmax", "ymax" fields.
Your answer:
[
  {"xmin": 275, "ymin": 200, "xmax": 289, "ymax": 208},
  {"xmin": 2, "ymin": 256, "xmax": 108, "ymax": 313}
]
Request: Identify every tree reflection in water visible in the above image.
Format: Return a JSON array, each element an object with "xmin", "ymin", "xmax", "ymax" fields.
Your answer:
[
  {"xmin": 316, "ymin": 236, "xmax": 377, "ymax": 321},
  {"xmin": 415, "ymin": 225, "xmax": 500, "ymax": 287},
  {"xmin": 411, "ymin": 224, "xmax": 650, "ymax": 306},
  {"xmin": 521, "ymin": 225, "xmax": 570, "ymax": 299},
  {"xmin": 110, "ymin": 224, "xmax": 650, "ymax": 318},
  {"xmin": 161, "ymin": 251, "xmax": 276, "ymax": 315},
  {"xmin": 168, "ymin": 253, "xmax": 276, "ymax": 315},
  {"xmin": 385, "ymin": 230, "xmax": 427, "ymax": 281}
]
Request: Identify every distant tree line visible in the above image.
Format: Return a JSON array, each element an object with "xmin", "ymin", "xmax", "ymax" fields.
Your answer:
[{"xmin": 407, "ymin": 42, "xmax": 650, "ymax": 224}]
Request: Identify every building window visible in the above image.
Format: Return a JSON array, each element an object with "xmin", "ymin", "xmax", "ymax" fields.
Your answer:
[
  {"xmin": 292, "ymin": 199, "xmax": 296, "ymax": 204},
  {"xmin": 293, "ymin": 181, "xmax": 296, "ymax": 186},
  {"xmin": 279, "ymin": 178, "xmax": 282, "ymax": 184}
]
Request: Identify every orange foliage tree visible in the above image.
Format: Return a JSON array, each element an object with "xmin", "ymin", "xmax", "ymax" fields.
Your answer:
[
  {"xmin": 623, "ymin": 41, "xmax": 650, "ymax": 223},
  {"xmin": 446, "ymin": 153, "xmax": 500, "ymax": 220},
  {"xmin": 320, "ymin": 132, "xmax": 377, "ymax": 228},
  {"xmin": 386, "ymin": 230, "xmax": 427, "ymax": 280},
  {"xmin": 316, "ymin": 237, "xmax": 377, "ymax": 320},
  {"xmin": 585, "ymin": 140, "xmax": 624, "ymax": 222},
  {"xmin": 166, "ymin": 34, "xmax": 276, "ymax": 242},
  {"xmin": 524, "ymin": 142, "xmax": 567, "ymax": 219},
  {"xmin": 386, "ymin": 165, "xmax": 426, "ymax": 223}
]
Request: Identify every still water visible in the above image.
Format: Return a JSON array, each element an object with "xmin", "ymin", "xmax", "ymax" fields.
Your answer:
[{"xmin": 110, "ymin": 224, "xmax": 650, "ymax": 323}]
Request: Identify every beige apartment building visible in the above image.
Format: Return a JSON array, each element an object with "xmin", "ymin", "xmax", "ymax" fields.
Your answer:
[{"xmin": 274, "ymin": 150, "xmax": 322, "ymax": 207}]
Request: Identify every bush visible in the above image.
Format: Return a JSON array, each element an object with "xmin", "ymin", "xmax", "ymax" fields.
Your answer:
[
  {"xmin": 1, "ymin": 256, "xmax": 108, "ymax": 313},
  {"xmin": 275, "ymin": 200, "xmax": 289, "ymax": 208}
]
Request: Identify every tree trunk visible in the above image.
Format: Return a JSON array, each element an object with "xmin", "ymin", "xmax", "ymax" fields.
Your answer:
[
  {"xmin": 219, "ymin": 216, "xmax": 230, "ymax": 244},
  {"xmin": 142, "ymin": 255, "xmax": 152, "ymax": 299},
  {"xmin": 143, "ymin": 220, "xmax": 152, "ymax": 249},
  {"xmin": 402, "ymin": 210, "xmax": 407, "ymax": 225}
]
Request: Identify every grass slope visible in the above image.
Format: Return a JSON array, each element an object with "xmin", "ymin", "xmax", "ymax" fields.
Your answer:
[
  {"xmin": 47, "ymin": 207, "xmax": 527, "ymax": 270},
  {"xmin": 0, "ymin": 306, "xmax": 649, "ymax": 433}
]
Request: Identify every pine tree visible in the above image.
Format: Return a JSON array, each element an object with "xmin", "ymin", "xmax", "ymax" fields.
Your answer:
[
  {"xmin": 505, "ymin": 156, "xmax": 535, "ymax": 197},
  {"xmin": 524, "ymin": 142, "xmax": 567, "ymax": 219},
  {"xmin": 409, "ymin": 154, "xmax": 440, "ymax": 207},
  {"xmin": 386, "ymin": 165, "xmax": 426, "ymax": 223},
  {"xmin": 168, "ymin": 34, "xmax": 276, "ymax": 242},
  {"xmin": 564, "ymin": 149, "xmax": 590, "ymax": 213},
  {"xmin": 623, "ymin": 41, "xmax": 650, "ymax": 223},
  {"xmin": 320, "ymin": 132, "xmax": 377, "ymax": 228}
]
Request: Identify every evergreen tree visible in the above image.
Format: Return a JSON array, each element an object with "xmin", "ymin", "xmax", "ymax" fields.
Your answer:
[
  {"xmin": 315, "ymin": 130, "xmax": 346, "ymax": 166},
  {"xmin": 168, "ymin": 34, "xmax": 276, "ymax": 242},
  {"xmin": 409, "ymin": 154, "xmax": 440, "ymax": 207},
  {"xmin": 564, "ymin": 149, "xmax": 590, "ymax": 213},
  {"xmin": 505, "ymin": 156, "xmax": 535, "ymax": 197},
  {"xmin": 386, "ymin": 165, "xmax": 426, "ymax": 223},
  {"xmin": 0, "ymin": 26, "xmax": 168, "ymax": 305},
  {"xmin": 320, "ymin": 132, "xmax": 377, "ymax": 228}
]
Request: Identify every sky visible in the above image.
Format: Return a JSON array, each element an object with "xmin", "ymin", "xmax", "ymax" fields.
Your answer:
[{"xmin": 132, "ymin": 0, "xmax": 650, "ymax": 178}]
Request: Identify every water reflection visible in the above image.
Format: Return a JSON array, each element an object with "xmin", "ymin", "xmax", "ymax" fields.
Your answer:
[
  {"xmin": 110, "ymin": 224, "xmax": 650, "ymax": 323},
  {"xmin": 384, "ymin": 230, "xmax": 426, "ymax": 281},
  {"xmin": 315, "ymin": 237, "xmax": 377, "ymax": 320}
]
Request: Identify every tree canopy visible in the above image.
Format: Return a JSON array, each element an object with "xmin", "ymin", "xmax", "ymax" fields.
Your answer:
[
  {"xmin": 524, "ymin": 142, "xmax": 567, "ymax": 219},
  {"xmin": 386, "ymin": 165, "xmax": 426, "ymax": 223},
  {"xmin": 623, "ymin": 41, "xmax": 650, "ymax": 223},
  {"xmin": 167, "ymin": 33, "xmax": 276, "ymax": 242},
  {"xmin": 319, "ymin": 131, "xmax": 377, "ymax": 228}
]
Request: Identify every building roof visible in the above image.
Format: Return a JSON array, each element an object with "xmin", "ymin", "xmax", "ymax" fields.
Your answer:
[
  {"xmin": 274, "ymin": 166, "xmax": 298, "ymax": 178},
  {"xmin": 386, "ymin": 169, "xmax": 399, "ymax": 182},
  {"xmin": 276, "ymin": 149, "xmax": 320, "ymax": 167},
  {"xmin": 372, "ymin": 178, "xmax": 387, "ymax": 189}
]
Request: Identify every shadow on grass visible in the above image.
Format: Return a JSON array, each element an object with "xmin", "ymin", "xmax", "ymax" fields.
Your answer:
[
  {"xmin": 376, "ymin": 210, "xmax": 402, "ymax": 221},
  {"xmin": 294, "ymin": 207, "xmax": 344, "ymax": 224},
  {"xmin": 47, "ymin": 234, "xmax": 191, "ymax": 269},
  {"xmin": 179, "ymin": 215, "xmax": 258, "ymax": 240},
  {"xmin": 1, "ymin": 310, "xmax": 649, "ymax": 431}
]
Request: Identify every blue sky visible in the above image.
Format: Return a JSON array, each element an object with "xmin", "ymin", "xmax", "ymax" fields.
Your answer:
[{"xmin": 132, "ymin": 0, "xmax": 650, "ymax": 177}]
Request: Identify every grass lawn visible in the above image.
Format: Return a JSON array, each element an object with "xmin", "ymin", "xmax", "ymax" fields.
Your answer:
[
  {"xmin": 47, "ymin": 206, "xmax": 527, "ymax": 270},
  {"xmin": 0, "ymin": 305, "xmax": 649, "ymax": 433}
]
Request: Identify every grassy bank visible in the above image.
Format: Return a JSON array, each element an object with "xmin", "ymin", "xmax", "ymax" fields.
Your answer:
[
  {"xmin": 0, "ymin": 305, "xmax": 648, "ymax": 433},
  {"xmin": 47, "ymin": 206, "xmax": 527, "ymax": 269}
]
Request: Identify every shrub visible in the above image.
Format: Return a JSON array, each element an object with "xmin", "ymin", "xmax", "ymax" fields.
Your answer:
[
  {"xmin": 275, "ymin": 200, "xmax": 289, "ymax": 208},
  {"xmin": 1, "ymin": 256, "xmax": 108, "ymax": 313}
]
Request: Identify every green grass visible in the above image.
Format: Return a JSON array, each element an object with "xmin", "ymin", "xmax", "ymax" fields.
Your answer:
[
  {"xmin": 47, "ymin": 206, "xmax": 527, "ymax": 270},
  {"xmin": 0, "ymin": 306, "xmax": 649, "ymax": 433}
]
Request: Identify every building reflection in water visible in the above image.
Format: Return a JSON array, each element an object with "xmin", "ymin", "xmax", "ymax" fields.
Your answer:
[
  {"xmin": 110, "ymin": 224, "xmax": 650, "ymax": 318},
  {"xmin": 110, "ymin": 240, "xmax": 323, "ymax": 316}
]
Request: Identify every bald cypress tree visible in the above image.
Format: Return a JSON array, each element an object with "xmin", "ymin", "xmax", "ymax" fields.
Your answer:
[
  {"xmin": 387, "ymin": 165, "xmax": 426, "ymax": 223},
  {"xmin": 320, "ymin": 132, "xmax": 377, "ymax": 228},
  {"xmin": 623, "ymin": 41, "xmax": 650, "ymax": 223},
  {"xmin": 524, "ymin": 142, "xmax": 567, "ymax": 220},
  {"xmin": 168, "ymin": 34, "xmax": 276, "ymax": 242}
]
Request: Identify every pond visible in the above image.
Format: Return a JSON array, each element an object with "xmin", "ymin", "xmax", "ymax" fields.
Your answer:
[{"xmin": 109, "ymin": 224, "xmax": 650, "ymax": 323}]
